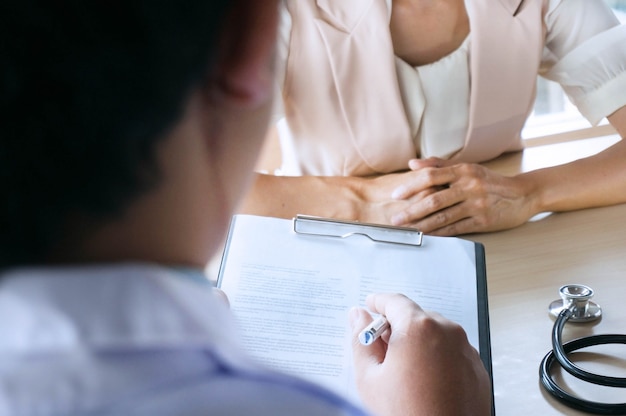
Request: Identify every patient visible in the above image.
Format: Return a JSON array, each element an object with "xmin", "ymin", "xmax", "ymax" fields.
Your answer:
[
  {"xmin": 0, "ymin": 1, "xmax": 491, "ymax": 415},
  {"xmin": 241, "ymin": 0, "xmax": 626, "ymax": 236}
]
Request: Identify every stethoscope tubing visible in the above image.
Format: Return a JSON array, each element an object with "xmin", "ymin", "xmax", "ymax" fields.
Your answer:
[{"xmin": 539, "ymin": 309, "xmax": 626, "ymax": 414}]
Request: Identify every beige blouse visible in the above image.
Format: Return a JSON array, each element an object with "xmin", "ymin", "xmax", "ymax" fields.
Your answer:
[{"xmin": 274, "ymin": 0, "xmax": 626, "ymax": 176}]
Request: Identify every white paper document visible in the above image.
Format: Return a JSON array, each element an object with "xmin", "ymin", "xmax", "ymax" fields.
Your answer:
[{"xmin": 217, "ymin": 215, "xmax": 490, "ymax": 402}]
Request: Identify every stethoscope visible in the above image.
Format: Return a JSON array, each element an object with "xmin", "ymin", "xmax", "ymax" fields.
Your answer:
[{"xmin": 539, "ymin": 284, "xmax": 626, "ymax": 415}]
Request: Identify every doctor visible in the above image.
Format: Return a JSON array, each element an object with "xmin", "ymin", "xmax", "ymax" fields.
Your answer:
[
  {"xmin": 0, "ymin": 1, "xmax": 491, "ymax": 414},
  {"xmin": 241, "ymin": 0, "xmax": 626, "ymax": 236}
]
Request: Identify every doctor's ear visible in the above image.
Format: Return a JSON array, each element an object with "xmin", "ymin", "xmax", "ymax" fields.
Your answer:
[{"xmin": 213, "ymin": 0, "xmax": 280, "ymax": 109}]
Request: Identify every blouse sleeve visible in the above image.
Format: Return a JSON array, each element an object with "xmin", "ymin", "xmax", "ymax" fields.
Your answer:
[{"xmin": 541, "ymin": 0, "xmax": 626, "ymax": 125}]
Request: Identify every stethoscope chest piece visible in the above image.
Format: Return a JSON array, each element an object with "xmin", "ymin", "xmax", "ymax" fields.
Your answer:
[{"xmin": 548, "ymin": 284, "xmax": 602, "ymax": 322}]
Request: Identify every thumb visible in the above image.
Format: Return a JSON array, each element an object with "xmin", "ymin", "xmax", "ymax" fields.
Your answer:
[
  {"xmin": 349, "ymin": 308, "xmax": 386, "ymax": 369},
  {"xmin": 408, "ymin": 157, "xmax": 446, "ymax": 170},
  {"xmin": 212, "ymin": 288, "xmax": 230, "ymax": 308}
]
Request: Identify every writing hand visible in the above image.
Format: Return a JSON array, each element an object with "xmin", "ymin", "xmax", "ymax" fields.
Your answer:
[
  {"xmin": 350, "ymin": 293, "xmax": 491, "ymax": 416},
  {"xmin": 212, "ymin": 288, "xmax": 230, "ymax": 307}
]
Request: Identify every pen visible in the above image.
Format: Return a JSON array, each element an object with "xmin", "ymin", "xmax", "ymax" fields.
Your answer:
[{"xmin": 358, "ymin": 315, "xmax": 389, "ymax": 346}]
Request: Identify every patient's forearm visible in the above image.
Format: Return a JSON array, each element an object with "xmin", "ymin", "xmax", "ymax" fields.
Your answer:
[
  {"xmin": 238, "ymin": 172, "xmax": 412, "ymax": 225},
  {"xmin": 522, "ymin": 106, "xmax": 626, "ymax": 214},
  {"xmin": 239, "ymin": 173, "xmax": 361, "ymax": 220}
]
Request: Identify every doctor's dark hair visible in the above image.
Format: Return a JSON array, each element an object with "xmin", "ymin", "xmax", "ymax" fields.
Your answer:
[{"xmin": 0, "ymin": 1, "xmax": 230, "ymax": 268}]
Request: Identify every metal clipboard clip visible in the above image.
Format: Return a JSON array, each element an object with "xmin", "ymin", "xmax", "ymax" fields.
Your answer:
[{"xmin": 293, "ymin": 214, "xmax": 423, "ymax": 247}]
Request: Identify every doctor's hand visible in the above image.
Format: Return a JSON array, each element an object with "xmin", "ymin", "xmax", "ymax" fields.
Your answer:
[
  {"xmin": 388, "ymin": 157, "xmax": 536, "ymax": 236},
  {"xmin": 212, "ymin": 288, "xmax": 230, "ymax": 307},
  {"xmin": 350, "ymin": 293, "xmax": 491, "ymax": 416}
]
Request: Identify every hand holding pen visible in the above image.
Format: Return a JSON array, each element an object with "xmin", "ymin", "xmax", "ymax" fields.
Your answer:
[{"xmin": 349, "ymin": 293, "xmax": 492, "ymax": 416}]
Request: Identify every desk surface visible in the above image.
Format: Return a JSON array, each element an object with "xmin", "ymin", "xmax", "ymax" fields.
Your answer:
[{"xmin": 469, "ymin": 134, "xmax": 626, "ymax": 415}]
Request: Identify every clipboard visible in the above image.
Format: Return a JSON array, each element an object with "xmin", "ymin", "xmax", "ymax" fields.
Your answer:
[
  {"xmin": 291, "ymin": 214, "xmax": 492, "ymax": 380},
  {"xmin": 217, "ymin": 214, "xmax": 493, "ymax": 410}
]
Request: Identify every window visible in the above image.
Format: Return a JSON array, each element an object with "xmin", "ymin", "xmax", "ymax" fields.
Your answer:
[{"xmin": 522, "ymin": 0, "xmax": 626, "ymax": 143}]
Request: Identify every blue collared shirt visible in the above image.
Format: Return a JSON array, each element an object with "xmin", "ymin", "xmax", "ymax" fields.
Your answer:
[{"xmin": 0, "ymin": 264, "xmax": 368, "ymax": 416}]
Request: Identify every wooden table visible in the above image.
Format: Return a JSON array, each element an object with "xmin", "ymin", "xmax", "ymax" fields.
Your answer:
[{"xmin": 468, "ymin": 133, "xmax": 626, "ymax": 415}]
